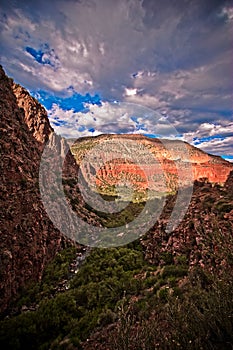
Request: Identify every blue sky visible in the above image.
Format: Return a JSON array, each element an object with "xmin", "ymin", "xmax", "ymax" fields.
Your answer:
[{"xmin": 0, "ymin": 0, "xmax": 232, "ymax": 159}]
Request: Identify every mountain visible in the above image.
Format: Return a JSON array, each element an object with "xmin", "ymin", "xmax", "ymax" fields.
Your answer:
[
  {"xmin": 0, "ymin": 66, "xmax": 99, "ymax": 313},
  {"xmin": 71, "ymin": 134, "xmax": 233, "ymax": 200}
]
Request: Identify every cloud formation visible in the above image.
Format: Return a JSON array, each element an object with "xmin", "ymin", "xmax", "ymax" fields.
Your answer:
[{"xmin": 0, "ymin": 0, "xmax": 232, "ymax": 158}]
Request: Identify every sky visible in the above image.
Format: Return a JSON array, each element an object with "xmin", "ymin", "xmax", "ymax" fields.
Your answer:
[{"xmin": 0, "ymin": 0, "xmax": 232, "ymax": 161}]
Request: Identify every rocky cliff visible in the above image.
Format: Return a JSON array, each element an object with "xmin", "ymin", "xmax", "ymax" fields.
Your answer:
[
  {"xmin": 12, "ymin": 83, "xmax": 53, "ymax": 148},
  {"xmin": 142, "ymin": 172, "xmax": 233, "ymax": 270},
  {"xmin": 0, "ymin": 66, "xmax": 99, "ymax": 313},
  {"xmin": 71, "ymin": 134, "xmax": 233, "ymax": 199}
]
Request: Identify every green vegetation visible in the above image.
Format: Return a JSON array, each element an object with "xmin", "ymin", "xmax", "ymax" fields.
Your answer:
[
  {"xmin": 82, "ymin": 197, "xmax": 164, "ymax": 229},
  {"xmin": 0, "ymin": 245, "xmax": 144, "ymax": 349},
  {"xmin": 91, "ymin": 201, "xmax": 146, "ymax": 228},
  {"xmin": 1, "ymin": 233, "xmax": 233, "ymax": 349},
  {"xmin": 109, "ymin": 268, "xmax": 233, "ymax": 350},
  {"xmin": 0, "ymin": 241, "xmax": 192, "ymax": 350}
]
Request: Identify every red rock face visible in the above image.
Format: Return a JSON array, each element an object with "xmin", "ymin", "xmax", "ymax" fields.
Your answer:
[
  {"xmin": 95, "ymin": 161, "xmax": 179, "ymax": 193},
  {"xmin": 96, "ymin": 158, "xmax": 231, "ymax": 189},
  {"xmin": 71, "ymin": 135, "xmax": 233, "ymax": 196},
  {"xmin": 192, "ymin": 162, "xmax": 232, "ymax": 183}
]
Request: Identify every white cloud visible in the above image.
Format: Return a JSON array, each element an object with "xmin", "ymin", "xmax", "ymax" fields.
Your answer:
[
  {"xmin": 177, "ymin": 121, "xmax": 233, "ymax": 157},
  {"xmin": 194, "ymin": 136, "xmax": 233, "ymax": 156},
  {"xmin": 125, "ymin": 88, "xmax": 138, "ymax": 96},
  {"xmin": 220, "ymin": 6, "xmax": 233, "ymax": 21},
  {"xmin": 48, "ymin": 102, "xmax": 137, "ymax": 138},
  {"xmin": 47, "ymin": 101, "xmax": 182, "ymax": 139},
  {"xmin": 182, "ymin": 121, "xmax": 233, "ymax": 141}
]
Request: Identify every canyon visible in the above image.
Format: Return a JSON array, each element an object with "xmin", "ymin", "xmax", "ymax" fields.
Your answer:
[
  {"xmin": 0, "ymin": 65, "xmax": 233, "ymax": 349},
  {"xmin": 0, "ymin": 63, "xmax": 232, "ymax": 315}
]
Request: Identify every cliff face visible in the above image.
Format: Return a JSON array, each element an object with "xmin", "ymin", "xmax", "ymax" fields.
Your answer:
[
  {"xmin": 0, "ymin": 67, "xmax": 97, "ymax": 313},
  {"xmin": 71, "ymin": 134, "xmax": 233, "ymax": 198},
  {"xmin": 12, "ymin": 83, "xmax": 53, "ymax": 147},
  {"xmin": 142, "ymin": 174, "xmax": 233, "ymax": 269}
]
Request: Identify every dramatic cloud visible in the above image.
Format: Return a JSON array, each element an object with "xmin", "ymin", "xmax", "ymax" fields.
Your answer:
[
  {"xmin": 47, "ymin": 101, "xmax": 174, "ymax": 139},
  {"xmin": 0, "ymin": 0, "xmax": 232, "ymax": 158}
]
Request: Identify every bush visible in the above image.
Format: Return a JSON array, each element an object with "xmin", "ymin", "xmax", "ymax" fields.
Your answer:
[
  {"xmin": 97, "ymin": 309, "xmax": 117, "ymax": 327},
  {"xmin": 161, "ymin": 265, "xmax": 188, "ymax": 279}
]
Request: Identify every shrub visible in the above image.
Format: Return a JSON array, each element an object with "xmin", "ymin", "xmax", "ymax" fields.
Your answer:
[{"xmin": 161, "ymin": 265, "xmax": 188, "ymax": 279}]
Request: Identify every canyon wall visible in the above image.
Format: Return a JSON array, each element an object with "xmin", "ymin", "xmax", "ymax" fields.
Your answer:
[
  {"xmin": 0, "ymin": 66, "xmax": 93, "ymax": 312},
  {"xmin": 71, "ymin": 134, "xmax": 233, "ymax": 197}
]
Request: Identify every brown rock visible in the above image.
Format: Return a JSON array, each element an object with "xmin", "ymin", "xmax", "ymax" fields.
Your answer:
[{"xmin": 0, "ymin": 66, "xmax": 99, "ymax": 313}]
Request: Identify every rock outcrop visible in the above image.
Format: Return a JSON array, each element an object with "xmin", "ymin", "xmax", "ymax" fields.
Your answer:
[
  {"xmin": 0, "ymin": 66, "xmax": 99, "ymax": 313},
  {"xmin": 0, "ymin": 66, "xmax": 63, "ymax": 312},
  {"xmin": 71, "ymin": 134, "xmax": 233, "ymax": 199},
  {"xmin": 12, "ymin": 83, "xmax": 53, "ymax": 147},
  {"xmin": 141, "ymin": 170, "xmax": 233, "ymax": 272}
]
